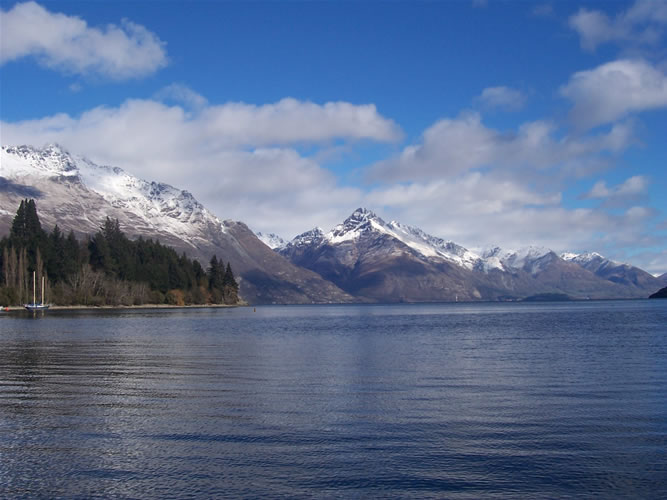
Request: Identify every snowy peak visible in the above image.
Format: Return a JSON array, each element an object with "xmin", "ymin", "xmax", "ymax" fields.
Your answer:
[
  {"xmin": 288, "ymin": 227, "xmax": 326, "ymax": 249},
  {"xmin": 561, "ymin": 251, "xmax": 628, "ymax": 273},
  {"xmin": 283, "ymin": 208, "xmax": 481, "ymax": 270},
  {"xmin": 2, "ymin": 144, "xmax": 79, "ymax": 179},
  {"xmin": 256, "ymin": 232, "xmax": 287, "ymax": 249},
  {"xmin": 327, "ymin": 208, "xmax": 383, "ymax": 243},
  {"xmin": 2, "ymin": 144, "xmax": 226, "ymax": 240},
  {"xmin": 481, "ymin": 246, "xmax": 556, "ymax": 274}
]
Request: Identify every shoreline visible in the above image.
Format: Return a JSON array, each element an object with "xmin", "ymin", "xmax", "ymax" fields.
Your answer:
[{"xmin": 2, "ymin": 303, "xmax": 245, "ymax": 312}]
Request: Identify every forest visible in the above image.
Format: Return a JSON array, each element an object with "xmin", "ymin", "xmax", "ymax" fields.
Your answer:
[{"xmin": 0, "ymin": 199, "xmax": 239, "ymax": 307}]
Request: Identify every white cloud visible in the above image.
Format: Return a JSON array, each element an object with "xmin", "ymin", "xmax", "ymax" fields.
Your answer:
[
  {"xmin": 476, "ymin": 86, "xmax": 526, "ymax": 111},
  {"xmin": 629, "ymin": 248, "xmax": 667, "ymax": 276},
  {"xmin": 363, "ymin": 174, "xmax": 655, "ymax": 258},
  {"xmin": 2, "ymin": 94, "xmax": 402, "ymax": 154},
  {"xmin": 1, "ymin": 94, "xmax": 401, "ymax": 238},
  {"xmin": 569, "ymin": 0, "xmax": 667, "ymax": 51},
  {"xmin": 561, "ymin": 59, "xmax": 667, "ymax": 129},
  {"xmin": 198, "ymin": 98, "xmax": 403, "ymax": 146},
  {"xmin": 0, "ymin": 1, "xmax": 167, "ymax": 79},
  {"xmin": 586, "ymin": 175, "xmax": 648, "ymax": 199},
  {"xmin": 584, "ymin": 175, "xmax": 649, "ymax": 209},
  {"xmin": 369, "ymin": 112, "xmax": 633, "ymax": 182}
]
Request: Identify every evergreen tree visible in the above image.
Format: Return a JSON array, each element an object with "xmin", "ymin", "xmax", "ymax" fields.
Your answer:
[
  {"xmin": 222, "ymin": 262, "xmax": 239, "ymax": 304},
  {"xmin": 1, "ymin": 200, "xmax": 240, "ymax": 306},
  {"xmin": 208, "ymin": 255, "xmax": 225, "ymax": 291},
  {"xmin": 9, "ymin": 199, "xmax": 46, "ymax": 272}
]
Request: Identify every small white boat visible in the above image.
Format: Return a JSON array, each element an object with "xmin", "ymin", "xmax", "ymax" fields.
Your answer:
[{"xmin": 24, "ymin": 272, "xmax": 50, "ymax": 311}]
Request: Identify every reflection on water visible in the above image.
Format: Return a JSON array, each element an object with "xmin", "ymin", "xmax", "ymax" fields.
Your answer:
[{"xmin": 1, "ymin": 301, "xmax": 666, "ymax": 498}]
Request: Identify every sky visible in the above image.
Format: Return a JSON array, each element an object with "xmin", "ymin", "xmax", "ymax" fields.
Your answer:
[{"xmin": 1, "ymin": 0, "xmax": 666, "ymax": 274}]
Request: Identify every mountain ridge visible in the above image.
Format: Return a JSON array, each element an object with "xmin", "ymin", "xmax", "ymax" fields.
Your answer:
[
  {"xmin": 3, "ymin": 145, "xmax": 663, "ymax": 303},
  {"xmin": 1, "ymin": 144, "xmax": 353, "ymax": 305},
  {"xmin": 278, "ymin": 207, "xmax": 663, "ymax": 301}
]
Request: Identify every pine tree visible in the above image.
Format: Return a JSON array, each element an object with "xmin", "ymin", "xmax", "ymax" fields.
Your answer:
[{"xmin": 222, "ymin": 262, "xmax": 239, "ymax": 304}]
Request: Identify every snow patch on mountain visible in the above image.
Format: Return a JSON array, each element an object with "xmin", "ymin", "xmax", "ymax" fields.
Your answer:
[
  {"xmin": 256, "ymin": 232, "xmax": 287, "ymax": 249},
  {"xmin": 561, "ymin": 251, "xmax": 630, "ymax": 272},
  {"xmin": 288, "ymin": 227, "xmax": 325, "ymax": 248},
  {"xmin": 2, "ymin": 144, "xmax": 228, "ymax": 241},
  {"xmin": 286, "ymin": 208, "xmax": 482, "ymax": 270},
  {"xmin": 481, "ymin": 246, "xmax": 555, "ymax": 274}
]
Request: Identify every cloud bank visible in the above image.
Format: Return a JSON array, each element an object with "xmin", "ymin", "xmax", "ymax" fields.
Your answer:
[{"xmin": 369, "ymin": 112, "xmax": 632, "ymax": 181}]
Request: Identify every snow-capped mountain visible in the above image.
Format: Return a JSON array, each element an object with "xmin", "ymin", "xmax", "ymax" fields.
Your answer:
[
  {"xmin": 2, "ymin": 144, "xmax": 226, "ymax": 247},
  {"xmin": 278, "ymin": 208, "xmax": 663, "ymax": 301},
  {"xmin": 561, "ymin": 251, "xmax": 620, "ymax": 271},
  {"xmin": 481, "ymin": 246, "xmax": 557, "ymax": 275},
  {"xmin": 561, "ymin": 251, "xmax": 660, "ymax": 290},
  {"xmin": 279, "ymin": 208, "xmax": 484, "ymax": 302},
  {"xmin": 255, "ymin": 232, "xmax": 287, "ymax": 250},
  {"xmin": 285, "ymin": 208, "xmax": 481, "ymax": 270},
  {"xmin": 1, "ymin": 145, "xmax": 353, "ymax": 304}
]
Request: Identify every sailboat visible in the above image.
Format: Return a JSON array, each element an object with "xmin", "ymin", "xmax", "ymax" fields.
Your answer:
[{"xmin": 24, "ymin": 271, "xmax": 50, "ymax": 311}]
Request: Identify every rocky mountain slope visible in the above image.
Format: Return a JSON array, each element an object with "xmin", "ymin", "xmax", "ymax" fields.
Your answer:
[
  {"xmin": 561, "ymin": 252, "xmax": 664, "ymax": 291},
  {"xmin": 278, "ymin": 208, "xmax": 663, "ymax": 302},
  {"xmin": 1, "ymin": 145, "xmax": 353, "ymax": 304}
]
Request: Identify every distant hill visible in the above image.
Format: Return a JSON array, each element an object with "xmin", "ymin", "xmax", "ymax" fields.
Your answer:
[{"xmin": 649, "ymin": 287, "xmax": 667, "ymax": 299}]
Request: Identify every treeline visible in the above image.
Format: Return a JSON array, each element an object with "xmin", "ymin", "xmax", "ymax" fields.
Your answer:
[{"xmin": 0, "ymin": 199, "xmax": 239, "ymax": 306}]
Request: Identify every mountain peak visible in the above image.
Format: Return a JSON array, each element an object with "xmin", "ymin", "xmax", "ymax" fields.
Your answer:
[
  {"xmin": 328, "ymin": 208, "xmax": 386, "ymax": 243},
  {"xmin": 343, "ymin": 207, "xmax": 382, "ymax": 226},
  {"xmin": 256, "ymin": 231, "xmax": 287, "ymax": 250}
]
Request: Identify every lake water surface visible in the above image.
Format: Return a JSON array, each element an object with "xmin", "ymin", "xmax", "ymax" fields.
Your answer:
[{"xmin": 1, "ymin": 301, "xmax": 666, "ymax": 498}]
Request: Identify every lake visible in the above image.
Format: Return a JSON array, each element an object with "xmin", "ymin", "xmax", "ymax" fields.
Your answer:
[{"xmin": 1, "ymin": 301, "xmax": 666, "ymax": 498}]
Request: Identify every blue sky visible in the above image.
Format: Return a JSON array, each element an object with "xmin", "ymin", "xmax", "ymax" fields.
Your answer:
[{"xmin": 1, "ymin": 1, "xmax": 666, "ymax": 273}]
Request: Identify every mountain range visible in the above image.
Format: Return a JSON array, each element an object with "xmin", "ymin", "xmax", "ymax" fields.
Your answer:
[
  {"xmin": 2, "ymin": 144, "xmax": 665, "ymax": 303},
  {"xmin": 276, "ymin": 208, "xmax": 667, "ymax": 302},
  {"xmin": 0, "ymin": 145, "xmax": 352, "ymax": 304}
]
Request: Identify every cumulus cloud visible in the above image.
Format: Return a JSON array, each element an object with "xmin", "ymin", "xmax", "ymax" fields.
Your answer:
[
  {"xmin": 561, "ymin": 59, "xmax": 667, "ymax": 129},
  {"xmin": 569, "ymin": 0, "xmax": 667, "ymax": 51},
  {"xmin": 1, "ymin": 94, "xmax": 402, "ymax": 237},
  {"xmin": 476, "ymin": 86, "xmax": 526, "ymax": 111},
  {"xmin": 585, "ymin": 175, "xmax": 648, "ymax": 199},
  {"xmin": 583, "ymin": 175, "xmax": 650, "ymax": 210},
  {"xmin": 363, "ymin": 174, "xmax": 655, "ymax": 257},
  {"xmin": 2, "ymin": 94, "xmax": 402, "ymax": 154},
  {"xmin": 197, "ymin": 98, "xmax": 403, "ymax": 146},
  {"xmin": 368, "ymin": 112, "xmax": 633, "ymax": 182},
  {"xmin": 0, "ymin": 1, "xmax": 167, "ymax": 79}
]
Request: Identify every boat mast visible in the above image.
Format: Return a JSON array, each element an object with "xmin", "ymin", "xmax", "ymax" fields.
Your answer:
[{"xmin": 33, "ymin": 271, "xmax": 36, "ymax": 305}]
